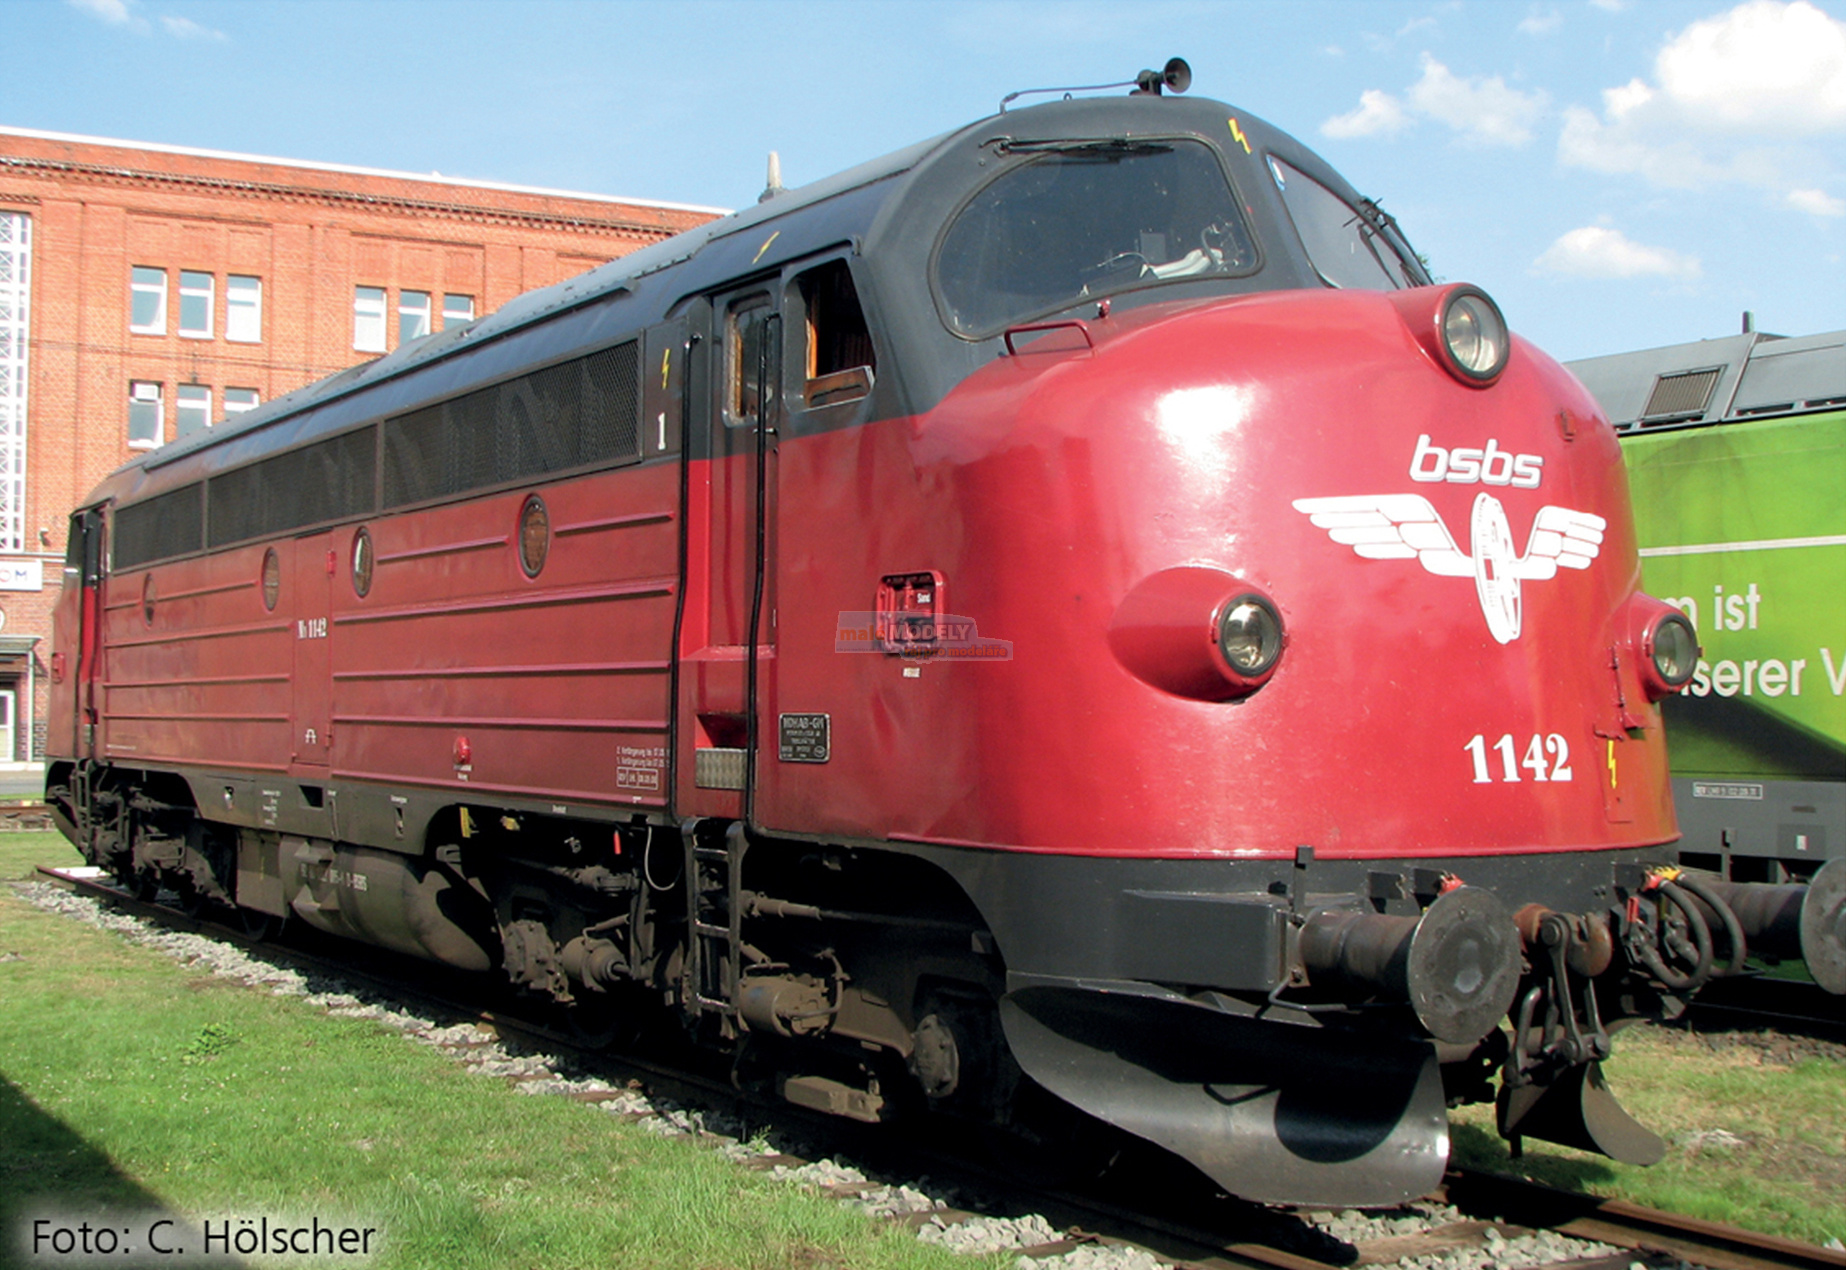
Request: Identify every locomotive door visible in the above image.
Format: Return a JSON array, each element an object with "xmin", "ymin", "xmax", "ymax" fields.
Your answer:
[
  {"xmin": 50, "ymin": 505, "xmax": 105, "ymax": 758},
  {"xmin": 677, "ymin": 287, "xmax": 782, "ymax": 819},
  {"xmin": 288, "ymin": 532, "xmax": 334, "ymax": 778}
]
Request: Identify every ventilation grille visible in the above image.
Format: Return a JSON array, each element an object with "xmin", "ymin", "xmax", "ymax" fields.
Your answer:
[
  {"xmin": 382, "ymin": 341, "xmax": 641, "ymax": 508},
  {"xmin": 207, "ymin": 426, "xmax": 377, "ymax": 549},
  {"xmin": 1640, "ymin": 368, "xmax": 1722, "ymax": 424},
  {"xmin": 113, "ymin": 484, "xmax": 203, "ymax": 570}
]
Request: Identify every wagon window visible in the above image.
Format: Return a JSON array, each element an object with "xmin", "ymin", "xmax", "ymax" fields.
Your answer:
[
  {"xmin": 797, "ymin": 260, "xmax": 875, "ymax": 409},
  {"xmin": 934, "ymin": 139, "xmax": 1255, "ymax": 337},
  {"xmin": 1266, "ymin": 155, "xmax": 1422, "ymax": 291}
]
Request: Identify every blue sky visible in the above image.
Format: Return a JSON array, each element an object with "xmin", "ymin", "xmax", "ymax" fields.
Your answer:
[{"xmin": 8, "ymin": 0, "xmax": 1844, "ymax": 362}]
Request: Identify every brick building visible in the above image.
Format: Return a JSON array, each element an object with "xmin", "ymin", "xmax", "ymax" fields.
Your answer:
[{"xmin": 0, "ymin": 125, "xmax": 722, "ymax": 766}]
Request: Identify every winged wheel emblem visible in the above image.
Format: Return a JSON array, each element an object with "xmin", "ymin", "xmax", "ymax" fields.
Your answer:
[{"xmin": 1292, "ymin": 493, "xmax": 1605, "ymax": 644}]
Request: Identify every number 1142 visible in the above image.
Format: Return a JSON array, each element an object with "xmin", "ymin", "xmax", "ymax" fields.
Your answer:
[{"xmin": 1465, "ymin": 733, "xmax": 1572, "ymax": 783}]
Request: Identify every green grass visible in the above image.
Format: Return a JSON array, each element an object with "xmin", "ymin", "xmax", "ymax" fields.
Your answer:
[
  {"xmin": 1452, "ymin": 1025, "xmax": 1846, "ymax": 1245},
  {"xmin": 0, "ymin": 829, "xmax": 83, "ymax": 881},
  {"xmin": 7, "ymin": 828, "xmax": 1839, "ymax": 1256},
  {"xmin": 0, "ymin": 862, "xmax": 1001, "ymax": 1270}
]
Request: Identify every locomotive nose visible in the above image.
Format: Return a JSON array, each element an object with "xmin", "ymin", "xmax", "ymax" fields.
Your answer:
[{"xmin": 1298, "ymin": 886, "xmax": 1523, "ymax": 1043}]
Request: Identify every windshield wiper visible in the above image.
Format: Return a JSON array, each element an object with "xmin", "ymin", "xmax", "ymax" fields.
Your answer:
[{"xmin": 984, "ymin": 136, "xmax": 1174, "ymax": 158}]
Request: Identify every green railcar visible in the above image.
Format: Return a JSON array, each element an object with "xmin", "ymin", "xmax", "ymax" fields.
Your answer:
[{"xmin": 1570, "ymin": 329, "xmax": 1844, "ymax": 885}]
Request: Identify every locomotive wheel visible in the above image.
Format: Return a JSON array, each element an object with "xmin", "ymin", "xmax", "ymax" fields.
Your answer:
[
  {"xmin": 980, "ymin": 1079, "xmax": 1122, "ymax": 1188},
  {"xmin": 565, "ymin": 992, "xmax": 642, "ymax": 1051},
  {"xmin": 130, "ymin": 868, "xmax": 161, "ymax": 903},
  {"xmin": 173, "ymin": 879, "xmax": 209, "ymax": 918},
  {"xmin": 238, "ymin": 907, "xmax": 282, "ymax": 942}
]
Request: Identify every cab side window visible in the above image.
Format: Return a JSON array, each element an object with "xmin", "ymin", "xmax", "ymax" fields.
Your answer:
[
  {"xmin": 1267, "ymin": 155, "xmax": 1419, "ymax": 291},
  {"xmin": 726, "ymin": 295, "xmax": 777, "ymax": 427},
  {"xmin": 796, "ymin": 260, "xmax": 875, "ymax": 409}
]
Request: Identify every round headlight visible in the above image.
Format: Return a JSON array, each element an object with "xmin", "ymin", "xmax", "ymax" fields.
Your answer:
[
  {"xmin": 1649, "ymin": 612, "xmax": 1699, "ymax": 689},
  {"xmin": 1441, "ymin": 288, "xmax": 1509, "ymax": 384},
  {"xmin": 1218, "ymin": 594, "xmax": 1283, "ymax": 678}
]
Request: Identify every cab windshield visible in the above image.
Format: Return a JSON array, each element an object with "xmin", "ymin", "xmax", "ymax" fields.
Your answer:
[{"xmin": 934, "ymin": 139, "xmax": 1256, "ymax": 337}]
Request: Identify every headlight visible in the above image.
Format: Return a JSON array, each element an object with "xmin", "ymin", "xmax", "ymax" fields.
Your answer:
[
  {"xmin": 1440, "ymin": 287, "xmax": 1509, "ymax": 384},
  {"xmin": 1218, "ymin": 594, "xmax": 1283, "ymax": 678},
  {"xmin": 1646, "ymin": 612, "xmax": 1699, "ymax": 691},
  {"xmin": 1108, "ymin": 568, "xmax": 1285, "ymax": 701},
  {"xmin": 1629, "ymin": 598, "xmax": 1700, "ymax": 701}
]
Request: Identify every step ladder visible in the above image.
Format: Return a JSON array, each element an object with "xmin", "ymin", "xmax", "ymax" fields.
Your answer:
[{"xmin": 681, "ymin": 819, "xmax": 746, "ymax": 1036}]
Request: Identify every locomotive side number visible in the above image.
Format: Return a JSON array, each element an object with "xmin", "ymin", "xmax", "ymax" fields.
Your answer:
[{"xmin": 1464, "ymin": 733, "xmax": 1571, "ymax": 784}]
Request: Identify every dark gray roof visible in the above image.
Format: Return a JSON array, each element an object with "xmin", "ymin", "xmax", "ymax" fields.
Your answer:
[{"xmin": 1566, "ymin": 328, "xmax": 1846, "ymax": 430}]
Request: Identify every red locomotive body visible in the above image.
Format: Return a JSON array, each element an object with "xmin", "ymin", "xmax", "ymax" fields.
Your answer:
[{"xmin": 46, "ymin": 78, "xmax": 1844, "ymax": 1207}]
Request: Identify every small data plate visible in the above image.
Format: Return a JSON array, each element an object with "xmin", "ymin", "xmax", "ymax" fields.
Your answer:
[{"xmin": 778, "ymin": 713, "xmax": 830, "ymax": 763}]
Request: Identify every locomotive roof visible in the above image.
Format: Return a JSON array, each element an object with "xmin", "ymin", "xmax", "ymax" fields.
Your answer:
[
  {"xmin": 93, "ymin": 91, "xmax": 1386, "ymax": 511},
  {"xmin": 1567, "ymin": 326, "xmax": 1846, "ymax": 431}
]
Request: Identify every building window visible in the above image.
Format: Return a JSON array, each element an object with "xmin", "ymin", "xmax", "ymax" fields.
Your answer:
[
  {"xmin": 226, "ymin": 275, "xmax": 262, "ymax": 343},
  {"xmin": 129, "ymin": 381, "xmax": 163, "ymax": 448},
  {"xmin": 131, "ymin": 266, "xmax": 167, "ymax": 334},
  {"xmin": 0, "ymin": 212, "xmax": 30, "ymax": 555},
  {"xmin": 177, "ymin": 384, "xmax": 211, "ymax": 438},
  {"xmin": 442, "ymin": 293, "xmax": 474, "ymax": 328},
  {"xmin": 399, "ymin": 290, "xmax": 431, "ymax": 344},
  {"xmin": 179, "ymin": 270, "xmax": 213, "ymax": 338},
  {"xmin": 223, "ymin": 387, "xmax": 260, "ymax": 414},
  {"xmin": 354, "ymin": 286, "xmax": 386, "ymax": 352}
]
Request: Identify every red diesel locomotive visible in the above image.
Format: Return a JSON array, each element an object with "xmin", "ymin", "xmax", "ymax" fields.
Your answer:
[{"xmin": 46, "ymin": 67, "xmax": 1845, "ymax": 1207}]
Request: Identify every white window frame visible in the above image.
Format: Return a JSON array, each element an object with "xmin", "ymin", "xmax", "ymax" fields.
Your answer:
[
  {"xmin": 223, "ymin": 387, "xmax": 260, "ymax": 414},
  {"xmin": 0, "ymin": 212, "xmax": 30, "ymax": 553},
  {"xmin": 176, "ymin": 384, "xmax": 211, "ymax": 438},
  {"xmin": 129, "ymin": 380, "xmax": 163, "ymax": 449},
  {"xmin": 354, "ymin": 285, "xmax": 386, "ymax": 352},
  {"xmin": 399, "ymin": 290, "xmax": 431, "ymax": 344},
  {"xmin": 130, "ymin": 266, "xmax": 167, "ymax": 335},
  {"xmin": 442, "ymin": 293, "xmax": 475, "ymax": 329},
  {"xmin": 178, "ymin": 270, "xmax": 214, "ymax": 339},
  {"xmin": 226, "ymin": 275, "xmax": 262, "ymax": 343}
]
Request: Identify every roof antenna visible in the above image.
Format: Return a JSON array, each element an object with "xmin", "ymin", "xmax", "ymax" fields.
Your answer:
[
  {"xmin": 1000, "ymin": 57, "xmax": 1191, "ymax": 113},
  {"xmin": 759, "ymin": 151, "xmax": 786, "ymax": 203}
]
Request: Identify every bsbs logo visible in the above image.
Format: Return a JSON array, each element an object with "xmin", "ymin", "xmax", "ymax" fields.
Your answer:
[{"xmin": 1410, "ymin": 434, "xmax": 1543, "ymax": 489}]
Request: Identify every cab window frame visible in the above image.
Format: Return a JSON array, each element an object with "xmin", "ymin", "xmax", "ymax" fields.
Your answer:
[{"xmin": 927, "ymin": 133, "xmax": 1263, "ymax": 341}]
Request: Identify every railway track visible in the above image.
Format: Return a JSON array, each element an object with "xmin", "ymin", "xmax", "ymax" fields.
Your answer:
[
  {"xmin": 0, "ymin": 799, "xmax": 55, "ymax": 831},
  {"xmin": 23, "ymin": 864, "xmax": 1846, "ymax": 1270},
  {"xmin": 1681, "ymin": 975, "xmax": 1845, "ymax": 1044}
]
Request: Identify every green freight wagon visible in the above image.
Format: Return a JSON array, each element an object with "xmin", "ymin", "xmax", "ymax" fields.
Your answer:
[{"xmin": 1568, "ymin": 328, "xmax": 1844, "ymax": 886}]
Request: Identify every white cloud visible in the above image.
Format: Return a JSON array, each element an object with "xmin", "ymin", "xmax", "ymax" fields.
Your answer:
[
  {"xmin": 1788, "ymin": 187, "xmax": 1846, "ymax": 215},
  {"xmin": 1518, "ymin": 8, "xmax": 1564, "ymax": 36},
  {"xmin": 1656, "ymin": 0, "xmax": 1846, "ymax": 132},
  {"xmin": 1590, "ymin": 0, "xmax": 1626, "ymax": 10},
  {"xmin": 1560, "ymin": 1, "xmax": 1846, "ymax": 210},
  {"xmin": 66, "ymin": 0, "xmax": 132, "ymax": 22},
  {"xmin": 161, "ymin": 13, "xmax": 225, "ymax": 40},
  {"xmin": 1322, "ymin": 89, "xmax": 1409, "ymax": 139},
  {"xmin": 1533, "ymin": 226, "xmax": 1702, "ymax": 280},
  {"xmin": 1406, "ymin": 55, "xmax": 1548, "ymax": 146},
  {"xmin": 1321, "ymin": 55, "xmax": 1547, "ymax": 147}
]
